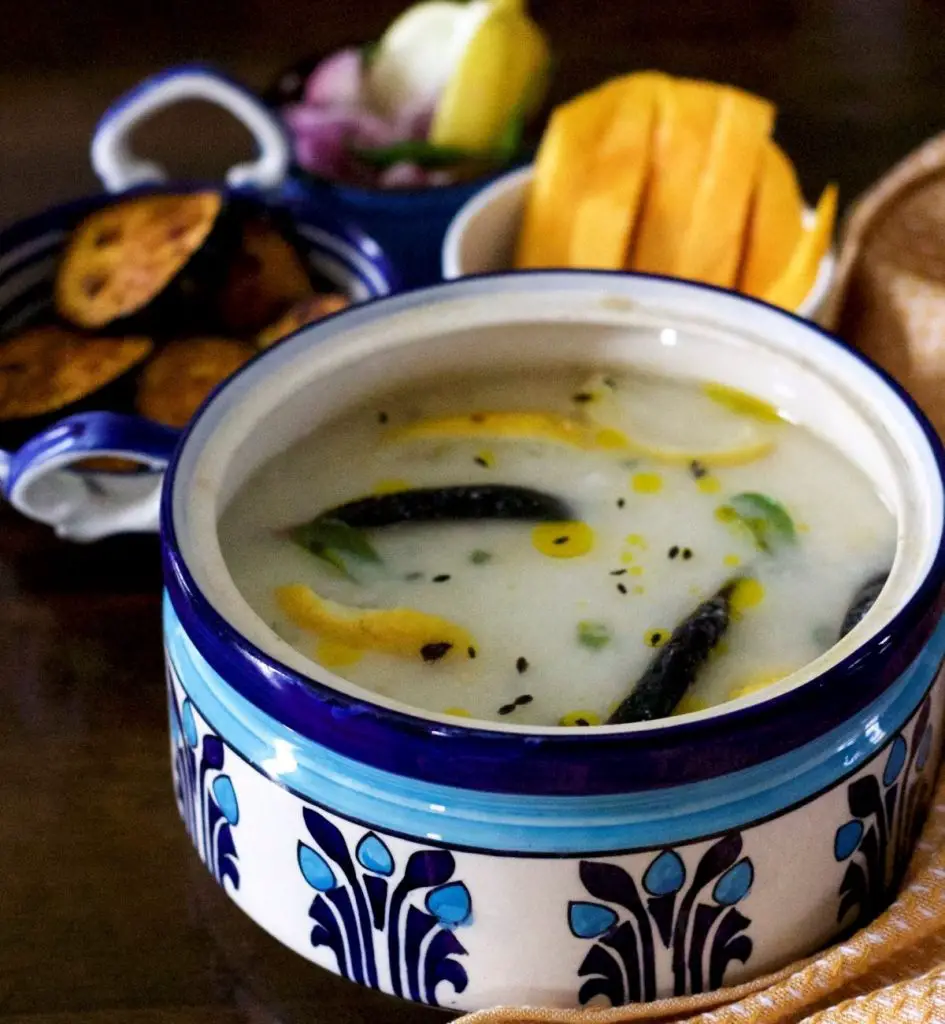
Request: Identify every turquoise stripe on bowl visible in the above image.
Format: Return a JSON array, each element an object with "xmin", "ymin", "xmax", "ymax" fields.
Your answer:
[{"xmin": 164, "ymin": 593, "xmax": 945, "ymax": 855}]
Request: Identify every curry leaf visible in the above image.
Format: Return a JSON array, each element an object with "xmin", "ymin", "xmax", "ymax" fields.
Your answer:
[
  {"xmin": 725, "ymin": 492, "xmax": 796, "ymax": 554},
  {"xmin": 353, "ymin": 140, "xmax": 479, "ymax": 169},
  {"xmin": 290, "ymin": 516, "xmax": 381, "ymax": 579}
]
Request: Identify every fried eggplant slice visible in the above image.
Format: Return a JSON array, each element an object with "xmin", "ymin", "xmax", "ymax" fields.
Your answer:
[
  {"xmin": 136, "ymin": 337, "xmax": 254, "ymax": 429},
  {"xmin": 0, "ymin": 325, "xmax": 151, "ymax": 420},
  {"xmin": 217, "ymin": 217, "xmax": 315, "ymax": 334},
  {"xmin": 256, "ymin": 293, "xmax": 350, "ymax": 349},
  {"xmin": 74, "ymin": 456, "xmax": 145, "ymax": 474},
  {"xmin": 55, "ymin": 191, "xmax": 226, "ymax": 331}
]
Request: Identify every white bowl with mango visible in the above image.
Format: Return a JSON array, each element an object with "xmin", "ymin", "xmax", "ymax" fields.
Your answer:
[{"xmin": 442, "ymin": 73, "xmax": 837, "ymax": 322}]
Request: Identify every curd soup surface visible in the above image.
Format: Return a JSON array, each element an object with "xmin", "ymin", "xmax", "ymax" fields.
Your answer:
[{"xmin": 219, "ymin": 367, "xmax": 897, "ymax": 726}]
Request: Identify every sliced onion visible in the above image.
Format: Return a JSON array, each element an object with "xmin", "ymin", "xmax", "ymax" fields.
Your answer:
[
  {"xmin": 281, "ymin": 43, "xmax": 463, "ymax": 188},
  {"xmin": 289, "ymin": 122, "xmax": 350, "ymax": 179},
  {"xmin": 284, "ymin": 103, "xmax": 400, "ymax": 178},
  {"xmin": 395, "ymin": 99, "xmax": 436, "ymax": 141},
  {"xmin": 303, "ymin": 48, "xmax": 365, "ymax": 108},
  {"xmin": 284, "ymin": 107, "xmax": 351, "ymax": 177},
  {"xmin": 378, "ymin": 161, "xmax": 433, "ymax": 188}
]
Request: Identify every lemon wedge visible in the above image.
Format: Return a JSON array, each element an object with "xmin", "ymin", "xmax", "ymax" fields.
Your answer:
[
  {"xmin": 579, "ymin": 374, "xmax": 778, "ymax": 467},
  {"xmin": 366, "ymin": 1, "xmax": 492, "ymax": 121},
  {"xmin": 430, "ymin": 0, "xmax": 549, "ymax": 151},
  {"xmin": 366, "ymin": 0, "xmax": 548, "ymax": 153},
  {"xmin": 276, "ymin": 583, "xmax": 475, "ymax": 662}
]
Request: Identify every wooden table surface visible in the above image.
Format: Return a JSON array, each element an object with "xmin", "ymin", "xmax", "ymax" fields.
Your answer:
[{"xmin": 2, "ymin": 1, "xmax": 944, "ymax": 1020}]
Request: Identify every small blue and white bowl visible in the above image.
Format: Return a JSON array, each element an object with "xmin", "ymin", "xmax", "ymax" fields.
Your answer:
[
  {"xmin": 262, "ymin": 53, "xmax": 528, "ymax": 293},
  {"xmin": 0, "ymin": 65, "xmax": 396, "ymax": 539},
  {"xmin": 10, "ymin": 271, "xmax": 945, "ymax": 1011}
]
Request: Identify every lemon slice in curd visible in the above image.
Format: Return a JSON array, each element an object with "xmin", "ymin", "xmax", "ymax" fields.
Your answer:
[{"xmin": 579, "ymin": 373, "xmax": 780, "ymax": 467}]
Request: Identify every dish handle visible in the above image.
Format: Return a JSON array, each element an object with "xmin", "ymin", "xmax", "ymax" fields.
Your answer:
[
  {"xmin": 91, "ymin": 63, "xmax": 291, "ymax": 193},
  {"xmin": 1, "ymin": 412, "xmax": 179, "ymax": 542}
]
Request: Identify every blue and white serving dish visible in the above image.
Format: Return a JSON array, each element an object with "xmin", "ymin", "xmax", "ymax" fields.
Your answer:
[
  {"xmin": 0, "ymin": 65, "xmax": 396, "ymax": 539},
  {"xmin": 6, "ymin": 271, "xmax": 945, "ymax": 1010},
  {"xmin": 106, "ymin": 61, "xmax": 521, "ymax": 292}
]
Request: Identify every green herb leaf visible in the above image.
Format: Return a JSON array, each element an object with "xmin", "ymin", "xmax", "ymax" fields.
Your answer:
[
  {"xmin": 578, "ymin": 620, "xmax": 612, "ymax": 651},
  {"xmin": 354, "ymin": 116, "xmax": 527, "ymax": 170},
  {"xmin": 492, "ymin": 109, "xmax": 525, "ymax": 165},
  {"xmin": 353, "ymin": 140, "xmax": 479, "ymax": 169},
  {"xmin": 725, "ymin": 492, "xmax": 796, "ymax": 553},
  {"xmin": 470, "ymin": 549, "xmax": 493, "ymax": 565},
  {"xmin": 290, "ymin": 516, "xmax": 381, "ymax": 579}
]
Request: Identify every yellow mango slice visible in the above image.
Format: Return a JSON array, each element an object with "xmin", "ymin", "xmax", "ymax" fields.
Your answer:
[
  {"xmin": 276, "ymin": 584, "xmax": 474, "ymax": 662},
  {"xmin": 630, "ymin": 78, "xmax": 720, "ymax": 276},
  {"xmin": 515, "ymin": 82, "xmax": 624, "ymax": 268},
  {"xmin": 762, "ymin": 183, "xmax": 838, "ymax": 312},
  {"xmin": 568, "ymin": 72, "xmax": 664, "ymax": 269},
  {"xmin": 630, "ymin": 79, "xmax": 774, "ymax": 287},
  {"xmin": 388, "ymin": 411, "xmax": 628, "ymax": 450},
  {"xmin": 674, "ymin": 85, "xmax": 775, "ymax": 287},
  {"xmin": 738, "ymin": 142, "xmax": 804, "ymax": 298}
]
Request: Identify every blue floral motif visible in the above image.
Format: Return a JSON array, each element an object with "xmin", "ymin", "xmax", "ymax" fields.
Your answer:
[
  {"xmin": 298, "ymin": 806, "xmax": 470, "ymax": 1006},
  {"xmin": 425, "ymin": 882, "xmax": 473, "ymax": 926},
  {"xmin": 570, "ymin": 832, "xmax": 754, "ymax": 1006},
  {"xmin": 834, "ymin": 697, "xmax": 934, "ymax": 932},
  {"xmin": 357, "ymin": 834, "xmax": 395, "ymax": 876},
  {"xmin": 168, "ymin": 678, "xmax": 240, "ymax": 890},
  {"xmin": 568, "ymin": 902, "xmax": 619, "ymax": 939}
]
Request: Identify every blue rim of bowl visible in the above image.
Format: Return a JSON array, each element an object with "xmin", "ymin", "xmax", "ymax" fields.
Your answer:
[
  {"xmin": 161, "ymin": 269, "xmax": 945, "ymax": 797},
  {"xmin": 0, "ymin": 181, "xmax": 399, "ymax": 467},
  {"xmin": 286, "ymin": 163, "xmax": 527, "ymax": 207}
]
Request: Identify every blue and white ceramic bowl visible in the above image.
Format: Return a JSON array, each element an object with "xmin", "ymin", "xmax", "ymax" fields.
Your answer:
[
  {"xmin": 0, "ymin": 66, "xmax": 396, "ymax": 539},
  {"xmin": 10, "ymin": 272, "xmax": 945, "ymax": 1010},
  {"xmin": 108, "ymin": 61, "xmax": 519, "ymax": 292}
]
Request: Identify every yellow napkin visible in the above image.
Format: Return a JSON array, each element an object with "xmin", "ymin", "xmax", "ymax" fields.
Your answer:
[{"xmin": 456, "ymin": 136, "xmax": 945, "ymax": 1024}]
